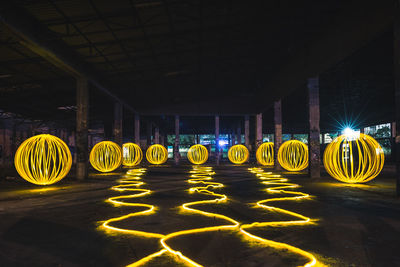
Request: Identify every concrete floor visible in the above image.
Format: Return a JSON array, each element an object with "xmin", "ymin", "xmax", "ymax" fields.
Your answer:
[{"xmin": 0, "ymin": 162, "xmax": 399, "ymax": 267}]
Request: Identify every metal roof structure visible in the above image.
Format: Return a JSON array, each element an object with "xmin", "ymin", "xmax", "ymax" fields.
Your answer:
[{"xmin": 0, "ymin": 0, "xmax": 395, "ymax": 133}]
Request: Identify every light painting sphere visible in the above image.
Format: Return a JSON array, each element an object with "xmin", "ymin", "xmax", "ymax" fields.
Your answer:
[
  {"xmin": 228, "ymin": 144, "xmax": 249, "ymax": 164},
  {"xmin": 323, "ymin": 133, "xmax": 384, "ymax": 183},
  {"xmin": 122, "ymin": 143, "xmax": 143, "ymax": 167},
  {"xmin": 277, "ymin": 140, "xmax": 308, "ymax": 171},
  {"xmin": 14, "ymin": 134, "xmax": 72, "ymax": 185},
  {"xmin": 90, "ymin": 141, "xmax": 122, "ymax": 172},
  {"xmin": 187, "ymin": 144, "xmax": 208, "ymax": 164},
  {"xmin": 146, "ymin": 144, "xmax": 168, "ymax": 165},
  {"xmin": 256, "ymin": 142, "xmax": 274, "ymax": 166}
]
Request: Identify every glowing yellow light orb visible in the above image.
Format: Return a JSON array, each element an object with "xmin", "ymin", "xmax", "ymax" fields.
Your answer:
[
  {"xmin": 323, "ymin": 133, "xmax": 384, "ymax": 183},
  {"xmin": 90, "ymin": 141, "xmax": 122, "ymax": 172},
  {"xmin": 256, "ymin": 142, "xmax": 274, "ymax": 166},
  {"xmin": 14, "ymin": 134, "xmax": 72, "ymax": 185},
  {"xmin": 187, "ymin": 144, "xmax": 208, "ymax": 164},
  {"xmin": 146, "ymin": 144, "xmax": 168, "ymax": 165},
  {"xmin": 277, "ymin": 140, "xmax": 308, "ymax": 171},
  {"xmin": 228, "ymin": 144, "xmax": 249, "ymax": 164},
  {"xmin": 122, "ymin": 143, "xmax": 143, "ymax": 167}
]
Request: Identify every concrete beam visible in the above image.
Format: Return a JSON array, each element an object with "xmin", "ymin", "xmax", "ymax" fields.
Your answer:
[
  {"xmin": 215, "ymin": 115, "xmax": 220, "ymax": 165},
  {"xmin": 259, "ymin": 0, "xmax": 393, "ymax": 112},
  {"xmin": 274, "ymin": 100, "xmax": 282, "ymax": 170},
  {"xmin": 154, "ymin": 126, "xmax": 160, "ymax": 144},
  {"xmin": 236, "ymin": 124, "xmax": 241, "ymax": 145},
  {"xmin": 308, "ymin": 77, "xmax": 321, "ymax": 178},
  {"xmin": 255, "ymin": 113, "xmax": 263, "ymax": 150},
  {"xmin": 244, "ymin": 115, "xmax": 250, "ymax": 147},
  {"xmin": 76, "ymin": 77, "xmax": 88, "ymax": 180},
  {"xmin": 394, "ymin": 0, "xmax": 400, "ymax": 197},
  {"xmin": 134, "ymin": 114, "xmax": 140, "ymax": 145},
  {"xmin": 146, "ymin": 121, "xmax": 152, "ymax": 147},
  {"xmin": 113, "ymin": 102, "xmax": 123, "ymax": 146},
  {"xmin": 174, "ymin": 115, "xmax": 180, "ymax": 164},
  {"xmin": 0, "ymin": 2, "xmax": 137, "ymax": 113}
]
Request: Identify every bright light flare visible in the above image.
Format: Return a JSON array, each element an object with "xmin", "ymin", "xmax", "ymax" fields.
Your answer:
[{"xmin": 342, "ymin": 127, "xmax": 360, "ymax": 141}]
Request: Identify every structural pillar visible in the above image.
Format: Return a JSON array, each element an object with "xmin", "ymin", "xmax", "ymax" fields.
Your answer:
[
  {"xmin": 174, "ymin": 115, "xmax": 180, "ymax": 164},
  {"xmin": 244, "ymin": 115, "xmax": 250, "ymax": 147},
  {"xmin": 154, "ymin": 126, "xmax": 160, "ymax": 144},
  {"xmin": 134, "ymin": 114, "xmax": 140, "ymax": 145},
  {"xmin": 236, "ymin": 124, "xmax": 241, "ymax": 144},
  {"xmin": 308, "ymin": 77, "xmax": 321, "ymax": 178},
  {"xmin": 113, "ymin": 102, "xmax": 123, "ymax": 146},
  {"xmin": 274, "ymin": 100, "xmax": 283, "ymax": 170},
  {"xmin": 76, "ymin": 77, "xmax": 89, "ymax": 180},
  {"xmin": 146, "ymin": 121, "xmax": 152, "ymax": 147},
  {"xmin": 255, "ymin": 113, "xmax": 263, "ymax": 149},
  {"xmin": 394, "ymin": 1, "xmax": 400, "ymax": 196},
  {"xmin": 215, "ymin": 115, "xmax": 220, "ymax": 165},
  {"xmin": 160, "ymin": 131, "xmax": 165, "ymax": 147},
  {"xmin": 196, "ymin": 134, "xmax": 200, "ymax": 144}
]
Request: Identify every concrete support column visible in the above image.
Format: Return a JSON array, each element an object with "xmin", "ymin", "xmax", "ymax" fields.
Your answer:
[
  {"xmin": 236, "ymin": 124, "xmax": 241, "ymax": 144},
  {"xmin": 394, "ymin": 1, "xmax": 400, "ymax": 196},
  {"xmin": 76, "ymin": 77, "xmax": 89, "ymax": 180},
  {"xmin": 154, "ymin": 126, "xmax": 160, "ymax": 144},
  {"xmin": 255, "ymin": 113, "xmax": 263, "ymax": 149},
  {"xmin": 134, "ymin": 114, "xmax": 140, "ymax": 145},
  {"xmin": 174, "ymin": 115, "xmax": 180, "ymax": 164},
  {"xmin": 308, "ymin": 77, "xmax": 321, "ymax": 178},
  {"xmin": 113, "ymin": 102, "xmax": 123, "ymax": 146},
  {"xmin": 231, "ymin": 131, "xmax": 236, "ymax": 145},
  {"xmin": 391, "ymin": 122, "xmax": 396, "ymax": 162},
  {"xmin": 160, "ymin": 132, "xmax": 165, "ymax": 147},
  {"xmin": 196, "ymin": 134, "xmax": 200, "ymax": 144},
  {"xmin": 215, "ymin": 115, "xmax": 220, "ymax": 165},
  {"xmin": 274, "ymin": 100, "xmax": 283, "ymax": 170},
  {"xmin": 244, "ymin": 115, "xmax": 250, "ymax": 147},
  {"xmin": 146, "ymin": 122, "xmax": 152, "ymax": 147}
]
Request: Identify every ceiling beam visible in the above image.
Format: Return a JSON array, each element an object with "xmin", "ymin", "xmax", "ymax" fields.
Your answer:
[
  {"xmin": 258, "ymin": 0, "xmax": 393, "ymax": 111},
  {"xmin": 0, "ymin": 2, "xmax": 138, "ymax": 113}
]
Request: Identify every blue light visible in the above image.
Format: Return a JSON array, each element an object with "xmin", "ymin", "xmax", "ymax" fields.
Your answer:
[{"xmin": 218, "ymin": 140, "xmax": 228, "ymax": 146}]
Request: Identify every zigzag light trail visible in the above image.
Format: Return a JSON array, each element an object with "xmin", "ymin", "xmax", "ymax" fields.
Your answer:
[
  {"xmin": 100, "ymin": 166, "xmax": 322, "ymax": 267},
  {"xmin": 240, "ymin": 167, "xmax": 321, "ymax": 267},
  {"xmin": 100, "ymin": 168, "xmax": 164, "ymax": 239},
  {"xmin": 129, "ymin": 165, "xmax": 240, "ymax": 267}
]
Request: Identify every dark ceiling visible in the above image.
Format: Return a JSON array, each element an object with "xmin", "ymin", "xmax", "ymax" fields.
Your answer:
[{"xmin": 0, "ymin": 0, "xmax": 395, "ymax": 134}]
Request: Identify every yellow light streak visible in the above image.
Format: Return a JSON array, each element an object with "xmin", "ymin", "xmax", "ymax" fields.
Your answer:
[
  {"xmin": 228, "ymin": 144, "xmax": 249, "ymax": 164},
  {"xmin": 90, "ymin": 141, "xmax": 122, "ymax": 172},
  {"xmin": 277, "ymin": 140, "xmax": 309, "ymax": 171},
  {"xmin": 323, "ymin": 133, "xmax": 384, "ymax": 183},
  {"xmin": 122, "ymin": 143, "xmax": 143, "ymax": 167},
  {"xmin": 100, "ymin": 168, "xmax": 164, "ymax": 239},
  {"xmin": 14, "ymin": 134, "xmax": 72, "ymax": 185},
  {"xmin": 256, "ymin": 142, "xmax": 274, "ymax": 166},
  {"xmin": 187, "ymin": 144, "xmax": 209, "ymax": 164},
  {"xmin": 242, "ymin": 167, "xmax": 320, "ymax": 267},
  {"xmin": 146, "ymin": 144, "xmax": 168, "ymax": 165},
  {"xmin": 99, "ymin": 166, "xmax": 322, "ymax": 266}
]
